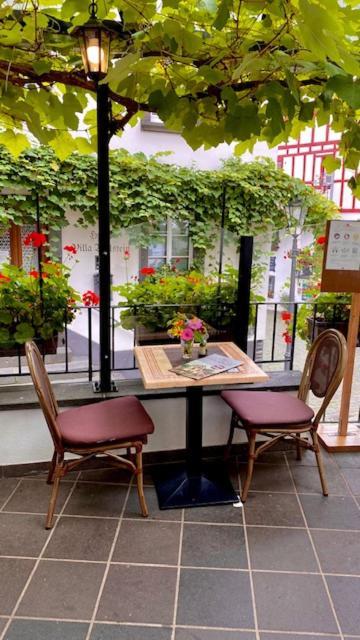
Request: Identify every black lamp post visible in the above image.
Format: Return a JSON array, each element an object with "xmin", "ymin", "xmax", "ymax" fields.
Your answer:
[
  {"xmin": 72, "ymin": 2, "xmax": 119, "ymax": 392},
  {"xmin": 284, "ymin": 197, "xmax": 307, "ymax": 370}
]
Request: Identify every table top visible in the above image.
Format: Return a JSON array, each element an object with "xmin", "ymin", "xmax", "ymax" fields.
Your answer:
[{"xmin": 134, "ymin": 342, "xmax": 269, "ymax": 390}]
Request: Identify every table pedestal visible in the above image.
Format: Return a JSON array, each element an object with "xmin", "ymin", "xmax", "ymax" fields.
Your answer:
[{"xmin": 153, "ymin": 386, "xmax": 238, "ymax": 509}]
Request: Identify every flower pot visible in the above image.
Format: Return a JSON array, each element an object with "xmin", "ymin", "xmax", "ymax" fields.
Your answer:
[
  {"xmin": 0, "ymin": 334, "xmax": 58, "ymax": 357},
  {"xmin": 306, "ymin": 317, "xmax": 359, "ymax": 345}
]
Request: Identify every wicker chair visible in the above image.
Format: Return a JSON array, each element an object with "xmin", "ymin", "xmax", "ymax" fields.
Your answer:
[
  {"xmin": 221, "ymin": 329, "xmax": 347, "ymax": 502},
  {"xmin": 25, "ymin": 340, "xmax": 155, "ymax": 528}
]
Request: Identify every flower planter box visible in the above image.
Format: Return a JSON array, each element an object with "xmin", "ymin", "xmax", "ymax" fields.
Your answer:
[
  {"xmin": 307, "ymin": 318, "xmax": 359, "ymax": 345},
  {"xmin": 0, "ymin": 335, "xmax": 58, "ymax": 357},
  {"xmin": 135, "ymin": 324, "xmax": 233, "ymax": 346}
]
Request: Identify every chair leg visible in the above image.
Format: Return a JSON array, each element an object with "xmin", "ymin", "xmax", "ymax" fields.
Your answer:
[
  {"xmin": 47, "ymin": 450, "xmax": 57, "ymax": 485},
  {"xmin": 46, "ymin": 455, "xmax": 64, "ymax": 529},
  {"xmin": 241, "ymin": 430, "xmax": 257, "ymax": 503},
  {"xmin": 311, "ymin": 429, "xmax": 328, "ymax": 496},
  {"xmin": 135, "ymin": 448, "xmax": 148, "ymax": 517},
  {"xmin": 224, "ymin": 412, "xmax": 236, "ymax": 460},
  {"xmin": 295, "ymin": 435, "xmax": 302, "ymax": 461}
]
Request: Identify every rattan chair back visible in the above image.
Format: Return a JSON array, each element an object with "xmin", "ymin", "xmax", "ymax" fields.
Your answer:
[
  {"xmin": 25, "ymin": 341, "xmax": 62, "ymax": 450},
  {"xmin": 298, "ymin": 329, "xmax": 347, "ymax": 426}
]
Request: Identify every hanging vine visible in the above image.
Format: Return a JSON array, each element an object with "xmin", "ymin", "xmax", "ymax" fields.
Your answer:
[{"xmin": 0, "ymin": 146, "xmax": 338, "ymax": 252}]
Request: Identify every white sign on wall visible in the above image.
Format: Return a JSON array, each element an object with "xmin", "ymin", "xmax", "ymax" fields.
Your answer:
[{"xmin": 325, "ymin": 220, "xmax": 360, "ymax": 271}]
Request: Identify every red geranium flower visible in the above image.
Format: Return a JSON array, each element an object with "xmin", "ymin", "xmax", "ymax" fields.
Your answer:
[
  {"xmin": 29, "ymin": 270, "xmax": 39, "ymax": 278},
  {"xmin": 316, "ymin": 236, "xmax": 326, "ymax": 245},
  {"xmin": 0, "ymin": 273, "xmax": 10, "ymax": 282},
  {"xmin": 281, "ymin": 311, "xmax": 292, "ymax": 322},
  {"xmin": 82, "ymin": 290, "xmax": 100, "ymax": 306},
  {"xmin": 64, "ymin": 244, "xmax": 77, "ymax": 254},
  {"xmin": 123, "ymin": 247, "xmax": 130, "ymax": 259},
  {"xmin": 140, "ymin": 267, "xmax": 156, "ymax": 276},
  {"xmin": 23, "ymin": 232, "xmax": 47, "ymax": 248}
]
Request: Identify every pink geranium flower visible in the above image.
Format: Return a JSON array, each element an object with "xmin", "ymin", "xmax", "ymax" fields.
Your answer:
[
  {"xmin": 180, "ymin": 327, "xmax": 194, "ymax": 342},
  {"xmin": 187, "ymin": 318, "xmax": 203, "ymax": 331}
]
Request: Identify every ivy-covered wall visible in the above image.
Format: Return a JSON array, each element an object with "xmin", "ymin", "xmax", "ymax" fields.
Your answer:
[{"xmin": 0, "ymin": 146, "xmax": 337, "ymax": 254}]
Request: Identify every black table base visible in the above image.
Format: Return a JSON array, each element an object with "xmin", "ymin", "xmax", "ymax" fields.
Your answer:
[
  {"xmin": 154, "ymin": 461, "xmax": 238, "ymax": 509},
  {"xmin": 153, "ymin": 385, "xmax": 239, "ymax": 510}
]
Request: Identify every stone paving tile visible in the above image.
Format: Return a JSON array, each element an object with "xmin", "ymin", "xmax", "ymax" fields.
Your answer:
[
  {"xmin": 17, "ymin": 560, "xmax": 105, "ymax": 620},
  {"xmin": 79, "ymin": 468, "xmax": 132, "ymax": 484},
  {"xmin": 64, "ymin": 482, "xmax": 128, "ymax": 518},
  {"xmin": 253, "ymin": 572, "xmax": 338, "ymax": 633},
  {"xmin": 113, "ymin": 520, "xmax": 181, "ymax": 565},
  {"xmin": 96, "ymin": 565, "xmax": 177, "ymax": 625},
  {"xmin": 340, "ymin": 468, "xmax": 360, "ymax": 495},
  {"xmin": 90, "ymin": 625, "xmax": 172, "ymax": 640},
  {"xmin": 0, "ymin": 479, "xmax": 20, "ymax": 509},
  {"xmin": 4, "ymin": 479, "xmax": 73, "ymax": 515},
  {"xmin": 247, "ymin": 526, "xmax": 318, "ymax": 572},
  {"xmin": 43, "ymin": 516, "xmax": 118, "ymax": 561},
  {"xmin": 176, "ymin": 631, "xmax": 256, "ymax": 640},
  {"xmin": 4, "ymin": 619, "xmax": 89, "ymax": 640},
  {"xmin": 243, "ymin": 493, "xmax": 304, "ymax": 527},
  {"xmin": 299, "ymin": 495, "xmax": 360, "ymax": 530},
  {"xmin": 311, "ymin": 529, "xmax": 360, "ymax": 575},
  {"xmin": 239, "ymin": 463, "xmax": 294, "ymax": 493},
  {"xmin": 124, "ymin": 487, "xmax": 181, "ymax": 521},
  {"xmin": 326, "ymin": 575, "xmax": 360, "ymax": 636},
  {"xmin": 176, "ymin": 569, "xmax": 254, "ymax": 629},
  {"xmin": 0, "ymin": 619, "xmax": 9, "ymax": 635},
  {"xmin": 260, "ymin": 635, "xmax": 340, "ymax": 640},
  {"xmin": 0, "ymin": 558, "xmax": 35, "ymax": 616},
  {"xmin": 332, "ymin": 453, "xmax": 360, "ymax": 469},
  {"xmin": 184, "ymin": 504, "xmax": 243, "ymax": 525},
  {"xmin": 181, "ymin": 523, "xmax": 248, "ymax": 569},
  {"xmin": 290, "ymin": 463, "xmax": 350, "ymax": 496},
  {"xmin": 0, "ymin": 513, "xmax": 50, "ymax": 557}
]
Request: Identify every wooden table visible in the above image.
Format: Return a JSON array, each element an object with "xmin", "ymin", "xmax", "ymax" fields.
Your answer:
[{"xmin": 135, "ymin": 342, "xmax": 268, "ymax": 509}]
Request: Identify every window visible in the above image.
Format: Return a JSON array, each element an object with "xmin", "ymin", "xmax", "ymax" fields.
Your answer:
[
  {"xmin": 141, "ymin": 220, "xmax": 192, "ymax": 272},
  {"xmin": 141, "ymin": 113, "xmax": 178, "ymax": 134},
  {"xmin": 0, "ymin": 223, "xmax": 40, "ymax": 268},
  {"xmin": 269, "ymin": 256, "xmax": 276, "ymax": 272}
]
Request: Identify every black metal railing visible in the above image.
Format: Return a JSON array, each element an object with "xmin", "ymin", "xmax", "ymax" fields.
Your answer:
[{"xmin": 0, "ymin": 301, "xmax": 353, "ymax": 380}]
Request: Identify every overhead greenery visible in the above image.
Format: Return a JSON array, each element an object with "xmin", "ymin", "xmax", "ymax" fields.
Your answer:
[
  {"xmin": 0, "ymin": 146, "xmax": 337, "ymax": 251},
  {"xmin": 0, "ymin": 1, "xmax": 358, "ymax": 193}
]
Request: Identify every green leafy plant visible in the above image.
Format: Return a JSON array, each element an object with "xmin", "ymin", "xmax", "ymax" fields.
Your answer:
[
  {"xmin": 0, "ymin": 233, "xmax": 82, "ymax": 347},
  {"xmin": 114, "ymin": 263, "xmax": 263, "ymax": 332},
  {"xmin": 0, "ymin": 261, "xmax": 80, "ymax": 347},
  {"xmin": 0, "ymin": 1, "xmax": 358, "ymax": 196},
  {"xmin": 0, "ymin": 147, "xmax": 337, "ymax": 257}
]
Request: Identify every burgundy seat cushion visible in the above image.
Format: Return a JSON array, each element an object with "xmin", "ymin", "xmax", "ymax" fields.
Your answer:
[
  {"xmin": 57, "ymin": 396, "xmax": 154, "ymax": 447},
  {"xmin": 221, "ymin": 390, "xmax": 314, "ymax": 429}
]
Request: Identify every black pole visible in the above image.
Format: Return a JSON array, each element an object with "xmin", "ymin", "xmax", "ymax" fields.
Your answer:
[
  {"xmin": 96, "ymin": 82, "xmax": 112, "ymax": 392},
  {"xmin": 233, "ymin": 236, "xmax": 253, "ymax": 353}
]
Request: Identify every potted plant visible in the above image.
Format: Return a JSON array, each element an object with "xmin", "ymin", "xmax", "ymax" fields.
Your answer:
[
  {"xmin": 294, "ymin": 236, "xmax": 355, "ymax": 344},
  {"xmin": 0, "ymin": 238, "xmax": 81, "ymax": 355},
  {"xmin": 114, "ymin": 263, "xmax": 263, "ymax": 344}
]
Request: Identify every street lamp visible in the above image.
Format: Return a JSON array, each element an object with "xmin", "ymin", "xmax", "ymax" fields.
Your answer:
[
  {"xmin": 72, "ymin": 2, "xmax": 120, "ymax": 392},
  {"xmin": 285, "ymin": 197, "xmax": 307, "ymax": 370}
]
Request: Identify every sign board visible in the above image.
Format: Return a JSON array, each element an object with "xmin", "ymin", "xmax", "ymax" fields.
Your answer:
[{"xmin": 321, "ymin": 220, "xmax": 360, "ymax": 293}]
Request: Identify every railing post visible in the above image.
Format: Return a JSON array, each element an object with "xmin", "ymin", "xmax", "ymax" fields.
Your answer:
[{"xmin": 233, "ymin": 236, "xmax": 253, "ymax": 353}]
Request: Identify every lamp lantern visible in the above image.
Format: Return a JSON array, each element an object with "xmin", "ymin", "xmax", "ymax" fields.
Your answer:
[
  {"xmin": 72, "ymin": 1, "xmax": 117, "ymax": 81},
  {"xmin": 287, "ymin": 197, "xmax": 307, "ymax": 227}
]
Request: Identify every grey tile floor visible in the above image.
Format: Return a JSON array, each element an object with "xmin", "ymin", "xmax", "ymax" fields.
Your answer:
[{"xmin": 0, "ymin": 448, "xmax": 359, "ymax": 640}]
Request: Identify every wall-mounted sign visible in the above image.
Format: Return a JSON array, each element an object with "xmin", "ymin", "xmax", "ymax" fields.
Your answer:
[
  {"xmin": 321, "ymin": 220, "xmax": 360, "ymax": 293},
  {"xmin": 325, "ymin": 220, "xmax": 360, "ymax": 271}
]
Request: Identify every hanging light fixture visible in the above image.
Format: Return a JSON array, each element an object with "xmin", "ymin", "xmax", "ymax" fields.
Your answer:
[{"xmin": 72, "ymin": 1, "xmax": 119, "ymax": 81}]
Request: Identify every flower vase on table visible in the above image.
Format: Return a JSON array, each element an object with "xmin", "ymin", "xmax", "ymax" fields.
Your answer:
[
  {"xmin": 167, "ymin": 314, "xmax": 209, "ymax": 360},
  {"xmin": 181, "ymin": 338, "xmax": 194, "ymax": 360}
]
